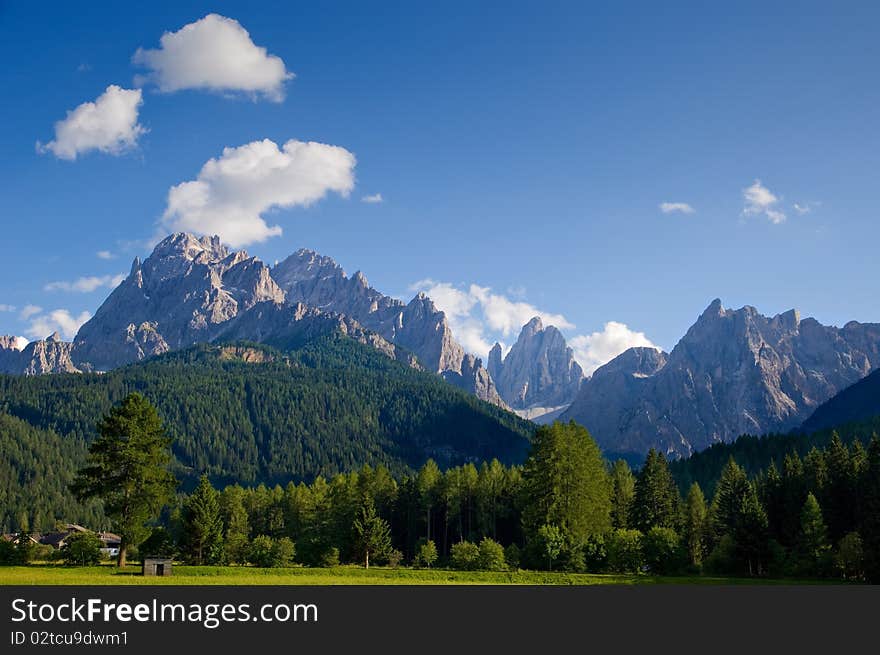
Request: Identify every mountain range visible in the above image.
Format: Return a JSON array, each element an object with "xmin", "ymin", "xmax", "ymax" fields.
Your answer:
[{"xmin": 2, "ymin": 232, "xmax": 879, "ymax": 460}]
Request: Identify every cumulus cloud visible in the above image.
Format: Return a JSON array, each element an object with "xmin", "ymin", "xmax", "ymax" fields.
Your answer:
[
  {"xmin": 20, "ymin": 305, "xmax": 43, "ymax": 320},
  {"xmin": 26, "ymin": 309, "xmax": 92, "ymax": 340},
  {"xmin": 361, "ymin": 193, "xmax": 384, "ymax": 204},
  {"xmin": 659, "ymin": 202, "xmax": 695, "ymax": 215},
  {"xmin": 742, "ymin": 179, "xmax": 786, "ymax": 224},
  {"xmin": 569, "ymin": 322, "xmax": 658, "ymax": 376},
  {"xmin": 96, "ymin": 250, "xmax": 115, "ymax": 260},
  {"xmin": 161, "ymin": 138, "xmax": 356, "ymax": 247},
  {"xmin": 133, "ymin": 14, "xmax": 293, "ymax": 102},
  {"xmin": 37, "ymin": 85, "xmax": 145, "ymax": 160},
  {"xmin": 409, "ymin": 279, "xmax": 573, "ymax": 359},
  {"xmin": 44, "ymin": 274, "xmax": 125, "ymax": 293}
]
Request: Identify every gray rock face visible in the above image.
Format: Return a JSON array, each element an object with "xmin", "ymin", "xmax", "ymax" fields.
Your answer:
[
  {"xmin": 272, "ymin": 249, "xmax": 503, "ymax": 405},
  {"xmin": 0, "ymin": 332, "xmax": 80, "ymax": 375},
  {"xmin": 72, "ymin": 233, "xmax": 285, "ymax": 370},
  {"xmin": 563, "ymin": 299, "xmax": 880, "ymax": 457},
  {"xmin": 488, "ymin": 317, "xmax": 584, "ymax": 411}
]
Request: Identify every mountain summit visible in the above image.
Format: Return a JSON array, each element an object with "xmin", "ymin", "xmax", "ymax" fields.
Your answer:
[{"xmin": 562, "ymin": 299, "xmax": 880, "ymax": 457}]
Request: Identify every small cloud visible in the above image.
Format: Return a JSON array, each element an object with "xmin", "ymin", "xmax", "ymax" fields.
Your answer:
[
  {"xmin": 26, "ymin": 309, "xmax": 91, "ymax": 340},
  {"xmin": 96, "ymin": 250, "xmax": 115, "ymax": 260},
  {"xmin": 0, "ymin": 304, "xmax": 15, "ymax": 312},
  {"xmin": 361, "ymin": 193, "xmax": 384, "ymax": 204},
  {"xmin": 77, "ymin": 63, "xmax": 92, "ymax": 73},
  {"xmin": 793, "ymin": 201, "xmax": 820, "ymax": 215},
  {"xmin": 742, "ymin": 179, "xmax": 786, "ymax": 224},
  {"xmin": 19, "ymin": 305, "xmax": 43, "ymax": 320},
  {"xmin": 659, "ymin": 202, "xmax": 695, "ymax": 215},
  {"xmin": 569, "ymin": 322, "xmax": 658, "ymax": 376},
  {"xmin": 133, "ymin": 14, "xmax": 294, "ymax": 102},
  {"xmin": 44, "ymin": 274, "xmax": 125, "ymax": 293},
  {"xmin": 37, "ymin": 85, "xmax": 146, "ymax": 161}
]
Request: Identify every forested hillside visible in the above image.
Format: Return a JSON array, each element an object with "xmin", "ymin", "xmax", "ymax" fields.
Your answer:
[
  {"xmin": 0, "ymin": 335, "xmax": 532, "ymax": 532},
  {"xmin": 800, "ymin": 368, "xmax": 880, "ymax": 434}
]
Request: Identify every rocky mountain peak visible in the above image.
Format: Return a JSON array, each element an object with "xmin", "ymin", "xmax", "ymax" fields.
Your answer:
[{"xmin": 491, "ymin": 318, "xmax": 583, "ymax": 414}]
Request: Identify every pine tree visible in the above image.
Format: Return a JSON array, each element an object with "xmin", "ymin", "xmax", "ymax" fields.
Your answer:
[
  {"xmin": 183, "ymin": 474, "xmax": 225, "ymax": 565},
  {"xmin": 633, "ymin": 449, "xmax": 680, "ymax": 533},
  {"xmin": 710, "ymin": 458, "xmax": 750, "ymax": 542},
  {"xmin": 521, "ymin": 421, "xmax": 611, "ymax": 551},
  {"xmin": 221, "ymin": 486, "xmax": 250, "ymax": 564},
  {"xmin": 823, "ymin": 433, "xmax": 855, "ymax": 542},
  {"xmin": 353, "ymin": 495, "xmax": 392, "ymax": 568},
  {"xmin": 610, "ymin": 459, "xmax": 636, "ymax": 529},
  {"xmin": 735, "ymin": 483, "xmax": 769, "ymax": 576},
  {"xmin": 683, "ymin": 482, "xmax": 708, "ymax": 567},
  {"xmin": 797, "ymin": 492, "xmax": 830, "ymax": 576},
  {"xmin": 860, "ymin": 437, "xmax": 880, "ymax": 582},
  {"xmin": 70, "ymin": 393, "xmax": 176, "ymax": 567}
]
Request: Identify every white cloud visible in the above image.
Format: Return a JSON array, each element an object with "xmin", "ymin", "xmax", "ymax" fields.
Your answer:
[
  {"xmin": 20, "ymin": 305, "xmax": 42, "ymax": 320},
  {"xmin": 569, "ymin": 322, "xmax": 658, "ymax": 376},
  {"xmin": 161, "ymin": 138, "xmax": 356, "ymax": 247},
  {"xmin": 13, "ymin": 336, "xmax": 29, "ymax": 350},
  {"xmin": 361, "ymin": 193, "xmax": 384, "ymax": 204},
  {"xmin": 659, "ymin": 202, "xmax": 695, "ymax": 214},
  {"xmin": 44, "ymin": 274, "xmax": 125, "ymax": 293},
  {"xmin": 0, "ymin": 304, "xmax": 15, "ymax": 312},
  {"xmin": 793, "ymin": 201, "xmax": 820, "ymax": 215},
  {"xmin": 742, "ymin": 179, "xmax": 786, "ymax": 224},
  {"xmin": 409, "ymin": 279, "xmax": 573, "ymax": 359},
  {"xmin": 96, "ymin": 250, "xmax": 115, "ymax": 260},
  {"xmin": 26, "ymin": 309, "xmax": 91, "ymax": 340},
  {"xmin": 133, "ymin": 14, "xmax": 293, "ymax": 102},
  {"xmin": 37, "ymin": 85, "xmax": 145, "ymax": 160}
]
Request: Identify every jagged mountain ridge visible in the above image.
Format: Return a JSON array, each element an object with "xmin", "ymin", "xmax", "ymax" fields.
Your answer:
[
  {"xmin": 562, "ymin": 299, "xmax": 880, "ymax": 457},
  {"xmin": 487, "ymin": 317, "xmax": 584, "ymax": 416},
  {"xmin": 0, "ymin": 332, "xmax": 78, "ymax": 375},
  {"xmin": 271, "ymin": 248, "xmax": 504, "ymax": 405}
]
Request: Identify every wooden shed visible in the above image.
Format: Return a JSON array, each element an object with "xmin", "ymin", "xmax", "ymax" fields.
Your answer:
[{"xmin": 142, "ymin": 558, "xmax": 173, "ymax": 576}]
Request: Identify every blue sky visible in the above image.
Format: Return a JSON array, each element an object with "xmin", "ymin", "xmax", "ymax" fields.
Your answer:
[{"xmin": 1, "ymin": 1, "xmax": 877, "ymax": 371}]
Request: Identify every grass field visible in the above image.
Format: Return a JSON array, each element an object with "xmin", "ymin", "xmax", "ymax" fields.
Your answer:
[{"xmin": 0, "ymin": 564, "xmax": 819, "ymax": 585}]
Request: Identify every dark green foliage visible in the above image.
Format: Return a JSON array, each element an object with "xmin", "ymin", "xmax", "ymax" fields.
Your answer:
[
  {"xmin": 632, "ymin": 449, "xmax": 680, "ymax": 532},
  {"xmin": 70, "ymin": 393, "xmax": 176, "ymax": 567},
  {"xmin": 182, "ymin": 475, "xmax": 225, "ymax": 565},
  {"xmin": 683, "ymin": 483, "xmax": 708, "ymax": 567},
  {"xmin": 835, "ymin": 532, "xmax": 864, "ymax": 581},
  {"xmin": 353, "ymin": 496, "xmax": 392, "ymax": 568},
  {"xmin": 610, "ymin": 459, "xmax": 636, "ymax": 529},
  {"xmin": 449, "ymin": 540, "xmax": 480, "ymax": 570},
  {"xmin": 504, "ymin": 543, "xmax": 521, "ymax": 570},
  {"xmin": 796, "ymin": 493, "xmax": 830, "ymax": 576},
  {"xmin": 606, "ymin": 529, "xmax": 643, "ymax": 573},
  {"xmin": 248, "ymin": 535, "xmax": 295, "ymax": 567},
  {"xmin": 0, "ymin": 533, "xmax": 34, "ymax": 565},
  {"xmin": 139, "ymin": 527, "xmax": 177, "ymax": 559},
  {"xmin": 642, "ymin": 527, "xmax": 683, "ymax": 575},
  {"xmin": 61, "ymin": 532, "xmax": 103, "ymax": 566},
  {"xmin": 0, "ymin": 338, "xmax": 532, "ymax": 500},
  {"xmin": 861, "ymin": 437, "xmax": 880, "ymax": 582},
  {"xmin": 521, "ymin": 421, "xmax": 611, "ymax": 551}
]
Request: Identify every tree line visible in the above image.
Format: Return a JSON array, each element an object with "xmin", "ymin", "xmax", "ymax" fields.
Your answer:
[{"xmin": 5, "ymin": 393, "xmax": 879, "ymax": 581}]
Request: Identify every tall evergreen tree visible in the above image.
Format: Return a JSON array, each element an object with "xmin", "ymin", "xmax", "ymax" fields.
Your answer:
[
  {"xmin": 183, "ymin": 474, "xmax": 225, "ymax": 565},
  {"xmin": 797, "ymin": 492, "xmax": 830, "ymax": 576},
  {"xmin": 860, "ymin": 436, "xmax": 880, "ymax": 582},
  {"xmin": 683, "ymin": 483, "xmax": 708, "ymax": 567},
  {"xmin": 220, "ymin": 486, "xmax": 250, "ymax": 564},
  {"xmin": 353, "ymin": 495, "xmax": 392, "ymax": 568},
  {"xmin": 710, "ymin": 458, "xmax": 750, "ymax": 542},
  {"xmin": 70, "ymin": 393, "xmax": 176, "ymax": 567},
  {"xmin": 521, "ymin": 421, "xmax": 611, "ymax": 552},
  {"xmin": 610, "ymin": 459, "xmax": 636, "ymax": 529},
  {"xmin": 632, "ymin": 449, "xmax": 680, "ymax": 533}
]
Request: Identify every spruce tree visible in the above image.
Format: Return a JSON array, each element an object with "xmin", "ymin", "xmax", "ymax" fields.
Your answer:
[
  {"xmin": 521, "ymin": 421, "xmax": 611, "ymax": 551},
  {"xmin": 683, "ymin": 482, "xmax": 708, "ymax": 567},
  {"xmin": 183, "ymin": 474, "xmax": 225, "ymax": 565},
  {"xmin": 633, "ymin": 449, "xmax": 680, "ymax": 533},
  {"xmin": 797, "ymin": 492, "xmax": 830, "ymax": 576},
  {"xmin": 353, "ymin": 495, "xmax": 392, "ymax": 568},
  {"xmin": 860, "ymin": 437, "xmax": 880, "ymax": 582},
  {"xmin": 71, "ymin": 393, "xmax": 176, "ymax": 567},
  {"xmin": 610, "ymin": 459, "xmax": 636, "ymax": 529}
]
